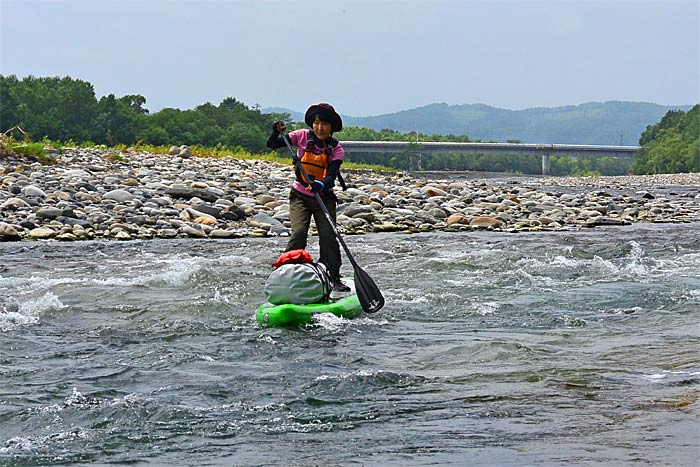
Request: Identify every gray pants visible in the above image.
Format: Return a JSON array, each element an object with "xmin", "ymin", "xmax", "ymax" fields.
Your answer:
[{"xmin": 285, "ymin": 189, "xmax": 342, "ymax": 279}]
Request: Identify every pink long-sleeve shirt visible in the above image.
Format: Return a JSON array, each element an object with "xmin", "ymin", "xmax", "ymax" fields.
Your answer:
[{"xmin": 287, "ymin": 129, "xmax": 345, "ymax": 196}]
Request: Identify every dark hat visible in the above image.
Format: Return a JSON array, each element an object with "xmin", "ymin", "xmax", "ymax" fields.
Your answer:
[{"xmin": 304, "ymin": 103, "xmax": 343, "ymax": 132}]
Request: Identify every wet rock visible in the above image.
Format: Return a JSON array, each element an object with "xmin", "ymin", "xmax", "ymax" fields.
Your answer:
[
  {"xmin": 113, "ymin": 230, "xmax": 132, "ymax": 240},
  {"xmin": 209, "ymin": 229, "xmax": 244, "ymax": 239},
  {"xmin": 56, "ymin": 232, "xmax": 79, "ymax": 241},
  {"xmin": 584, "ymin": 217, "xmax": 633, "ymax": 227},
  {"xmin": 0, "ymin": 222, "xmax": 21, "ymax": 241},
  {"xmin": 180, "ymin": 225, "xmax": 207, "ymax": 238}
]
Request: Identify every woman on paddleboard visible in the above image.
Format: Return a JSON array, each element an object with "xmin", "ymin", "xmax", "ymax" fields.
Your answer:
[{"xmin": 267, "ymin": 103, "xmax": 350, "ymax": 292}]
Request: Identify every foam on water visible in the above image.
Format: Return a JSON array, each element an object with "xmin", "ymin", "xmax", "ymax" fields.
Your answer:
[
  {"xmin": 0, "ymin": 291, "xmax": 65, "ymax": 331},
  {"xmin": 315, "ymin": 368, "xmax": 395, "ymax": 382},
  {"xmin": 311, "ymin": 312, "xmax": 351, "ymax": 331},
  {"xmin": 312, "ymin": 311, "xmax": 389, "ymax": 331},
  {"xmin": 641, "ymin": 369, "xmax": 700, "ymax": 381},
  {"xmin": 0, "ymin": 429, "xmax": 92, "ymax": 456},
  {"xmin": 0, "ymin": 274, "xmax": 84, "ymax": 289},
  {"xmin": 471, "ymin": 301, "xmax": 501, "ymax": 316},
  {"xmin": 501, "ymin": 240, "xmax": 667, "ymax": 289},
  {"xmin": 598, "ymin": 306, "xmax": 644, "ymax": 315},
  {"xmin": 257, "ymin": 334, "xmax": 277, "ymax": 345}
]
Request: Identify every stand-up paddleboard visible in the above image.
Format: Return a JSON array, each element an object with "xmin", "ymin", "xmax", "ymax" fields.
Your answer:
[{"xmin": 256, "ymin": 278, "xmax": 362, "ymax": 327}]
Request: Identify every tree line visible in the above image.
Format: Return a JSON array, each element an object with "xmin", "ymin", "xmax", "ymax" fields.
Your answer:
[
  {"xmin": 0, "ymin": 75, "xmax": 473, "ymax": 152},
  {"xmin": 1, "ymin": 75, "xmax": 697, "ymax": 175},
  {"xmin": 631, "ymin": 105, "xmax": 699, "ymax": 174},
  {"xmin": 0, "ymin": 75, "xmax": 282, "ymax": 152}
]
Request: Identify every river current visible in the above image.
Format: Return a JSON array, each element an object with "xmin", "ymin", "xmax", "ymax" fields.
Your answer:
[{"xmin": 1, "ymin": 223, "xmax": 699, "ymax": 466}]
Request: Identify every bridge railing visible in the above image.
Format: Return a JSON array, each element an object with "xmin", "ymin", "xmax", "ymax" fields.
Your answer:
[{"xmin": 340, "ymin": 141, "xmax": 640, "ymax": 175}]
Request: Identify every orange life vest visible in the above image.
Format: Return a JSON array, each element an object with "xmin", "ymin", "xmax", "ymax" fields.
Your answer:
[
  {"xmin": 299, "ymin": 149, "xmax": 328, "ymax": 184},
  {"xmin": 294, "ymin": 131, "xmax": 346, "ymax": 191}
]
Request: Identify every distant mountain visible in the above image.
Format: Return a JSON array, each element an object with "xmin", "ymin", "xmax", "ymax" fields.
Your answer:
[
  {"xmin": 263, "ymin": 101, "xmax": 694, "ymax": 146},
  {"xmin": 264, "ymin": 107, "xmax": 305, "ymax": 122}
]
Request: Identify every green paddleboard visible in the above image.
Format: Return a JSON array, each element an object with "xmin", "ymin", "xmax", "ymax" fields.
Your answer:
[{"xmin": 255, "ymin": 278, "xmax": 362, "ymax": 327}]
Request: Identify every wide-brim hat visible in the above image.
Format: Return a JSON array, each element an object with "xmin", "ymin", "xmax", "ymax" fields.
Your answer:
[{"xmin": 304, "ymin": 103, "xmax": 343, "ymax": 132}]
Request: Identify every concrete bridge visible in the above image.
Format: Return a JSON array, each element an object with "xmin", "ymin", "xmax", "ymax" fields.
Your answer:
[{"xmin": 340, "ymin": 141, "xmax": 640, "ymax": 175}]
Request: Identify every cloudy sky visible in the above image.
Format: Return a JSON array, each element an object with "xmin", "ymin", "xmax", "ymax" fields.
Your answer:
[{"xmin": 1, "ymin": 0, "xmax": 698, "ymax": 116}]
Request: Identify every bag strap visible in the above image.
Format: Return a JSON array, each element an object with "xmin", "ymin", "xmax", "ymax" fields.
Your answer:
[{"xmin": 308, "ymin": 262, "xmax": 331, "ymax": 299}]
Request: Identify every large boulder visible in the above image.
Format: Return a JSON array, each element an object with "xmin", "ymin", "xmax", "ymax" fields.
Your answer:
[
  {"xmin": 166, "ymin": 184, "xmax": 218, "ymax": 202},
  {"xmin": 1, "ymin": 197, "xmax": 31, "ymax": 209},
  {"xmin": 21, "ymin": 185, "xmax": 47, "ymax": 198},
  {"xmin": 28, "ymin": 227, "xmax": 56, "ymax": 239},
  {"xmin": 102, "ymin": 189, "xmax": 135, "ymax": 202},
  {"xmin": 0, "ymin": 222, "xmax": 21, "ymax": 241},
  {"xmin": 251, "ymin": 212, "xmax": 288, "ymax": 235}
]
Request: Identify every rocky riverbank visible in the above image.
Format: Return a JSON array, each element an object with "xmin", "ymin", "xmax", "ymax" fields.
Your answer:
[{"xmin": 1, "ymin": 147, "xmax": 699, "ymax": 242}]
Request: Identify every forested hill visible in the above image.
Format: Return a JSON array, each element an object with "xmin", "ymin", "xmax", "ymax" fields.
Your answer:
[{"xmin": 266, "ymin": 101, "xmax": 693, "ymax": 146}]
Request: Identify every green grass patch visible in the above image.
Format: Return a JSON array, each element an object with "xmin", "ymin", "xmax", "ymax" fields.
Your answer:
[
  {"xmin": 0, "ymin": 138, "xmax": 58, "ymax": 165},
  {"xmin": 12, "ymin": 138, "xmax": 396, "ymax": 172},
  {"xmin": 106, "ymin": 142, "xmax": 395, "ymax": 172},
  {"xmin": 10, "ymin": 142, "xmax": 45, "ymax": 157}
]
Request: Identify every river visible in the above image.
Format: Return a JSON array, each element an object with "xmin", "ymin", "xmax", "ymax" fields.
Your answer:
[{"xmin": 1, "ymin": 223, "xmax": 699, "ymax": 466}]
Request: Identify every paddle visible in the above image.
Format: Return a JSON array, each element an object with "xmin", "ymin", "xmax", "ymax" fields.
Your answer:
[{"xmin": 278, "ymin": 131, "xmax": 384, "ymax": 313}]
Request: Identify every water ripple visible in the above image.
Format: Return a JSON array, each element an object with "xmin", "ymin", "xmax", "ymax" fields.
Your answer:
[{"xmin": 0, "ymin": 225, "xmax": 698, "ymax": 466}]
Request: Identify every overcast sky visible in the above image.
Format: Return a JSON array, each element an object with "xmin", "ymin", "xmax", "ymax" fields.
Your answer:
[{"xmin": 1, "ymin": 0, "xmax": 698, "ymax": 116}]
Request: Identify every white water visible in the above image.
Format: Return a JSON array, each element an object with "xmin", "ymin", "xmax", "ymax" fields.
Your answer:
[{"xmin": 1, "ymin": 223, "xmax": 698, "ymax": 465}]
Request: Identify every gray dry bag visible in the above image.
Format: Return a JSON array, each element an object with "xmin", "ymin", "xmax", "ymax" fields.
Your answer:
[{"xmin": 264, "ymin": 262, "xmax": 331, "ymax": 305}]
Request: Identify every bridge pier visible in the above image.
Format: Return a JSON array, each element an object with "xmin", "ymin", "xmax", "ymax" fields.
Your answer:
[
  {"xmin": 409, "ymin": 153, "xmax": 422, "ymax": 171},
  {"xmin": 542, "ymin": 154, "xmax": 550, "ymax": 176}
]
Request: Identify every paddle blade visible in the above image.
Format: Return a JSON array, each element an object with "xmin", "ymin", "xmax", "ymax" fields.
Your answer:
[{"xmin": 353, "ymin": 266, "xmax": 384, "ymax": 313}]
